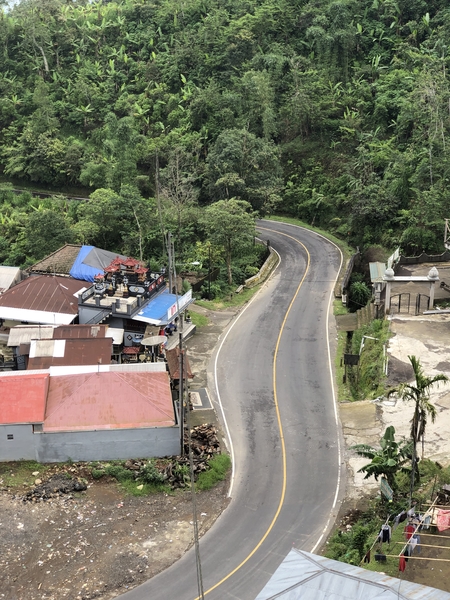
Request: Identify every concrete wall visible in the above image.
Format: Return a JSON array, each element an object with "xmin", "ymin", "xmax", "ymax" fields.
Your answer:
[
  {"xmin": 35, "ymin": 426, "xmax": 180, "ymax": 463},
  {"xmin": 244, "ymin": 246, "xmax": 278, "ymax": 289},
  {"xmin": 0, "ymin": 424, "xmax": 36, "ymax": 461},
  {"xmin": 0, "ymin": 425, "xmax": 180, "ymax": 462},
  {"xmin": 78, "ymin": 305, "xmax": 110, "ymax": 325}
]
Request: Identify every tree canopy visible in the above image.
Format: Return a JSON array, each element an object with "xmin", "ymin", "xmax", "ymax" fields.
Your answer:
[{"xmin": 1, "ymin": 0, "xmax": 450, "ymax": 265}]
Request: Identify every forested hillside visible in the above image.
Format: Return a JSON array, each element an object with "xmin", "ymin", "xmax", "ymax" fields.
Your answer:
[{"xmin": 1, "ymin": 0, "xmax": 449, "ymax": 269}]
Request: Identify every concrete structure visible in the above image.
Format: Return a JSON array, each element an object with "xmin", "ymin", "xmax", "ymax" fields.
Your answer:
[
  {"xmin": 0, "ymin": 364, "xmax": 179, "ymax": 462},
  {"xmin": 383, "ymin": 266, "xmax": 440, "ymax": 313}
]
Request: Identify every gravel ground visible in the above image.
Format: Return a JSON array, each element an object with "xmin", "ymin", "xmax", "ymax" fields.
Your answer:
[{"xmin": 0, "ymin": 465, "xmax": 230, "ymax": 600}]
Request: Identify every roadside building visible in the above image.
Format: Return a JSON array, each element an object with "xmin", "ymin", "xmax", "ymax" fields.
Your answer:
[
  {"xmin": 0, "ymin": 364, "xmax": 179, "ymax": 462},
  {"xmin": 0, "ymin": 275, "xmax": 89, "ymax": 327}
]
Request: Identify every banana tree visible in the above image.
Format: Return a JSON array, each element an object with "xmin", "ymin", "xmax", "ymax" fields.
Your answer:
[
  {"xmin": 351, "ymin": 425, "xmax": 412, "ymax": 493},
  {"xmin": 388, "ymin": 355, "xmax": 448, "ymax": 504}
]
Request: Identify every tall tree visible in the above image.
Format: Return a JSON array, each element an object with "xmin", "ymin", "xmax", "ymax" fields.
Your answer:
[
  {"xmin": 206, "ymin": 129, "xmax": 282, "ymax": 214},
  {"xmin": 389, "ymin": 355, "xmax": 448, "ymax": 460},
  {"xmin": 388, "ymin": 355, "xmax": 448, "ymax": 504},
  {"xmin": 202, "ymin": 198, "xmax": 256, "ymax": 285},
  {"xmin": 159, "ymin": 146, "xmax": 199, "ymax": 248}
]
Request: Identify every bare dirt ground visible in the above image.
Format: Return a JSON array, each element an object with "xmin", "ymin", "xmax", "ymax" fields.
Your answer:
[{"xmin": 0, "ymin": 466, "xmax": 230, "ymax": 600}]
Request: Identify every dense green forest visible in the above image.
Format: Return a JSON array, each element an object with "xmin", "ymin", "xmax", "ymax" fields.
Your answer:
[{"xmin": 1, "ymin": 0, "xmax": 450, "ymax": 275}]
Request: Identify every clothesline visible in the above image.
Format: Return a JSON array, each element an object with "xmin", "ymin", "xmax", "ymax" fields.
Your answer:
[
  {"xmin": 393, "ymin": 541, "xmax": 450, "ymax": 550},
  {"xmin": 403, "ymin": 532, "xmax": 450, "ymax": 539},
  {"xmin": 383, "ymin": 555, "xmax": 450, "ymax": 562},
  {"xmin": 398, "ymin": 497, "xmax": 439, "ymax": 557},
  {"xmin": 358, "ymin": 513, "xmax": 393, "ymax": 566}
]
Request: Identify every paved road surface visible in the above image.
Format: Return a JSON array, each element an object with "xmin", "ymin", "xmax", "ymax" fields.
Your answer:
[{"xmin": 121, "ymin": 220, "xmax": 344, "ymax": 600}]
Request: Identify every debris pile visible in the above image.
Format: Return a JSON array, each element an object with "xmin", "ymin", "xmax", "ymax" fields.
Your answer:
[
  {"xmin": 22, "ymin": 474, "xmax": 87, "ymax": 502},
  {"xmin": 186, "ymin": 423, "xmax": 221, "ymax": 458}
]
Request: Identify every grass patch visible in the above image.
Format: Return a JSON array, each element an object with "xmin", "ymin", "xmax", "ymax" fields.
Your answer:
[
  {"xmin": 189, "ymin": 311, "xmax": 209, "ymax": 328},
  {"xmin": 336, "ymin": 330, "xmax": 352, "ymax": 403},
  {"xmin": 195, "ymin": 284, "xmax": 262, "ymax": 310},
  {"xmin": 120, "ymin": 480, "xmax": 171, "ymax": 496},
  {"xmin": 334, "ymin": 298, "xmax": 348, "ymax": 316},
  {"xmin": 196, "ymin": 454, "xmax": 231, "ymax": 491},
  {"xmin": 349, "ymin": 319, "xmax": 390, "ymax": 401},
  {"xmin": 0, "ymin": 461, "xmax": 51, "ymax": 490}
]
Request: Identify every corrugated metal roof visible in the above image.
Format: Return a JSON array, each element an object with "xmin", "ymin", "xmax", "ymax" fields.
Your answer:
[
  {"xmin": 0, "ymin": 275, "xmax": 89, "ymax": 316},
  {"xmin": 8, "ymin": 324, "xmax": 109, "ymax": 347},
  {"xmin": 53, "ymin": 324, "xmax": 107, "ymax": 339},
  {"xmin": 7, "ymin": 325, "xmax": 56, "ymax": 346},
  {"xmin": 49, "ymin": 362, "xmax": 166, "ymax": 376},
  {"xmin": 255, "ymin": 549, "xmax": 450, "ymax": 600},
  {"xmin": 27, "ymin": 338, "xmax": 112, "ymax": 370},
  {"xmin": 133, "ymin": 289, "xmax": 194, "ymax": 325},
  {"xmin": 28, "ymin": 244, "xmax": 82, "ymax": 275},
  {"xmin": 44, "ymin": 371, "xmax": 174, "ymax": 431},
  {"xmin": 30, "ymin": 339, "xmax": 65, "ymax": 358},
  {"xmin": 166, "ymin": 347, "xmax": 194, "ymax": 379},
  {"xmin": 0, "ymin": 266, "xmax": 21, "ymax": 294},
  {"xmin": 0, "ymin": 373, "xmax": 49, "ymax": 424}
]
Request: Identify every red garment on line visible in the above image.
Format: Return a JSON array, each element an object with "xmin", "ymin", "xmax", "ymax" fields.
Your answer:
[
  {"xmin": 404, "ymin": 524, "xmax": 415, "ymax": 540},
  {"xmin": 399, "ymin": 555, "xmax": 406, "ymax": 572}
]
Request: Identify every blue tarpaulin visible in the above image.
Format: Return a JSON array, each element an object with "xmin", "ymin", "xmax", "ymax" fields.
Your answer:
[
  {"xmin": 133, "ymin": 289, "xmax": 193, "ymax": 326},
  {"xmin": 69, "ymin": 246, "xmax": 126, "ymax": 283},
  {"xmin": 69, "ymin": 246, "xmax": 103, "ymax": 282}
]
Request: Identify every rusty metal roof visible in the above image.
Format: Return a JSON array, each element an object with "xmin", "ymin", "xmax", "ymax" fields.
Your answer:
[
  {"xmin": 0, "ymin": 373, "xmax": 49, "ymax": 424},
  {"xmin": 53, "ymin": 324, "xmax": 107, "ymax": 339},
  {"xmin": 44, "ymin": 371, "xmax": 174, "ymax": 431},
  {"xmin": 28, "ymin": 244, "xmax": 82, "ymax": 275},
  {"xmin": 27, "ymin": 338, "xmax": 112, "ymax": 370},
  {"xmin": 8, "ymin": 324, "xmax": 108, "ymax": 347},
  {"xmin": 166, "ymin": 347, "xmax": 194, "ymax": 379},
  {"xmin": 0, "ymin": 275, "xmax": 89, "ymax": 323}
]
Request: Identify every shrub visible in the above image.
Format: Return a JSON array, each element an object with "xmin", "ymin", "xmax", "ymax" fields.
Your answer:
[
  {"xmin": 104, "ymin": 464, "xmax": 134, "ymax": 482},
  {"xmin": 140, "ymin": 460, "xmax": 165, "ymax": 484},
  {"xmin": 196, "ymin": 454, "xmax": 231, "ymax": 491}
]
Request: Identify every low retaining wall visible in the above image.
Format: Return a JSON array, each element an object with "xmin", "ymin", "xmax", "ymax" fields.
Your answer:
[{"xmin": 244, "ymin": 246, "xmax": 278, "ymax": 289}]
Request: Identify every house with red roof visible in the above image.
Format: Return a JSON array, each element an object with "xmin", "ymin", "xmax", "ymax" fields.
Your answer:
[
  {"xmin": 0, "ymin": 364, "xmax": 179, "ymax": 462},
  {"xmin": 0, "ymin": 372, "xmax": 49, "ymax": 460}
]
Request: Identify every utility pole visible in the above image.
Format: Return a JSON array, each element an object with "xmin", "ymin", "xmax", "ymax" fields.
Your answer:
[
  {"xmin": 178, "ymin": 322, "xmax": 184, "ymax": 456},
  {"xmin": 167, "ymin": 231, "xmax": 173, "ymax": 294},
  {"xmin": 208, "ymin": 244, "xmax": 211, "ymax": 300}
]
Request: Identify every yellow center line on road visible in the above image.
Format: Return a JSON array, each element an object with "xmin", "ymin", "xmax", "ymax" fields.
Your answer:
[{"xmin": 196, "ymin": 227, "xmax": 310, "ymax": 599}]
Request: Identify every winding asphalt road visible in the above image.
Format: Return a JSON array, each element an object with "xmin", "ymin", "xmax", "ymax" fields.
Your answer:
[{"xmin": 121, "ymin": 220, "xmax": 344, "ymax": 600}]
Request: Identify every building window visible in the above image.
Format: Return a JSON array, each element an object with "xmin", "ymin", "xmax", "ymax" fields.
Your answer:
[
  {"xmin": 33, "ymin": 424, "xmax": 43, "ymax": 433},
  {"xmin": 7, "ymin": 434, "xmax": 14, "ymax": 440}
]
